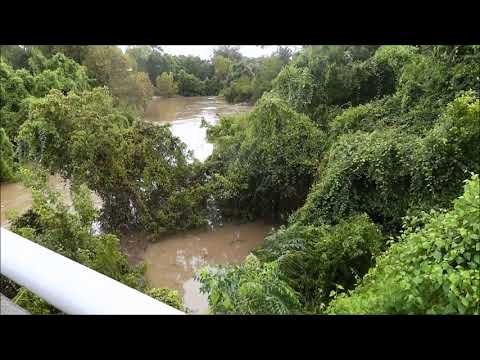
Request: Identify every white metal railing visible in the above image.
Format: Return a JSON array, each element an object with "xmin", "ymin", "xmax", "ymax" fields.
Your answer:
[{"xmin": 0, "ymin": 227, "xmax": 184, "ymax": 315}]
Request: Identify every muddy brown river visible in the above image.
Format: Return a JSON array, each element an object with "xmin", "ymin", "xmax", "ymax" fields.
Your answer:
[
  {"xmin": 1, "ymin": 174, "xmax": 71, "ymax": 227},
  {"xmin": 143, "ymin": 221, "xmax": 273, "ymax": 314},
  {"xmin": 144, "ymin": 96, "xmax": 252, "ymax": 161},
  {"xmin": 1, "ymin": 96, "xmax": 261, "ymax": 314}
]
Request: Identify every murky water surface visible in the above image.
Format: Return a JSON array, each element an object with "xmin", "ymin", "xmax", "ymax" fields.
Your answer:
[
  {"xmin": 144, "ymin": 96, "xmax": 252, "ymax": 161},
  {"xmin": 143, "ymin": 221, "xmax": 273, "ymax": 314},
  {"xmin": 1, "ymin": 175, "xmax": 70, "ymax": 227}
]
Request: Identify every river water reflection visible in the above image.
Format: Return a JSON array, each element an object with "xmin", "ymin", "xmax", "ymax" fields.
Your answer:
[{"xmin": 144, "ymin": 96, "xmax": 252, "ymax": 161}]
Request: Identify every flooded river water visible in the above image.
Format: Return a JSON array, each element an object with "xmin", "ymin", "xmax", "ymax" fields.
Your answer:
[
  {"xmin": 143, "ymin": 221, "xmax": 273, "ymax": 314},
  {"xmin": 1, "ymin": 174, "xmax": 71, "ymax": 227},
  {"xmin": 144, "ymin": 96, "xmax": 252, "ymax": 161},
  {"xmin": 1, "ymin": 96, "xmax": 262, "ymax": 314}
]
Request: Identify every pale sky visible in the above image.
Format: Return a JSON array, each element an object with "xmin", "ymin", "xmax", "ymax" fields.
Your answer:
[{"xmin": 119, "ymin": 45, "xmax": 300, "ymax": 60}]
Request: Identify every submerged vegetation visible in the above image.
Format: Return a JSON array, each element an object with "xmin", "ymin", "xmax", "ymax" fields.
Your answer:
[{"xmin": 1, "ymin": 45, "xmax": 479, "ymax": 315}]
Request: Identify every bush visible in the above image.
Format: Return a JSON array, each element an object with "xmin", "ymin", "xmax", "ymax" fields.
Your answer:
[
  {"xmin": 198, "ymin": 254, "xmax": 302, "ymax": 314},
  {"xmin": 373, "ymin": 45, "xmax": 419, "ymax": 79},
  {"xmin": 206, "ymin": 93, "xmax": 325, "ymax": 221},
  {"xmin": 255, "ymin": 214, "xmax": 384, "ymax": 309},
  {"xmin": 144, "ymin": 287, "xmax": 184, "ymax": 311},
  {"xmin": 328, "ymin": 174, "xmax": 480, "ymax": 314},
  {"xmin": 293, "ymin": 91, "xmax": 480, "ymax": 231},
  {"xmin": 292, "ymin": 128, "xmax": 417, "ymax": 230},
  {"xmin": 273, "ymin": 64, "xmax": 314, "ymax": 113},
  {"xmin": 411, "ymin": 91, "xmax": 480, "ymax": 209}
]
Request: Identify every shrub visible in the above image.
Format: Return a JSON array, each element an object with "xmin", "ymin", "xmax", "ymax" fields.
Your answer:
[
  {"xmin": 292, "ymin": 128, "xmax": 417, "ymax": 230},
  {"xmin": 206, "ymin": 93, "xmax": 325, "ymax": 221},
  {"xmin": 256, "ymin": 214, "xmax": 384, "ymax": 309},
  {"xmin": 293, "ymin": 92, "xmax": 480, "ymax": 231},
  {"xmin": 328, "ymin": 174, "xmax": 480, "ymax": 314},
  {"xmin": 144, "ymin": 287, "xmax": 184, "ymax": 311},
  {"xmin": 198, "ymin": 255, "xmax": 302, "ymax": 314}
]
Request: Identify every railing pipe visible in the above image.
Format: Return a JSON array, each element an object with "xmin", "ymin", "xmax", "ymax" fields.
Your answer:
[{"xmin": 0, "ymin": 227, "xmax": 184, "ymax": 315}]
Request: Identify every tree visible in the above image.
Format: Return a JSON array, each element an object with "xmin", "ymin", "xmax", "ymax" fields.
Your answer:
[
  {"xmin": 32, "ymin": 45, "xmax": 92, "ymax": 64},
  {"xmin": 83, "ymin": 46, "xmax": 130, "ymax": 87},
  {"xmin": 250, "ymin": 56, "xmax": 285, "ymax": 102},
  {"xmin": 175, "ymin": 55, "xmax": 214, "ymax": 81},
  {"xmin": 112, "ymin": 71, "xmax": 154, "ymax": 111},
  {"xmin": 275, "ymin": 46, "xmax": 293, "ymax": 64},
  {"xmin": 0, "ymin": 60, "xmax": 30, "ymax": 139},
  {"xmin": 125, "ymin": 45, "xmax": 154, "ymax": 73},
  {"xmin": 222, "ymin": 75, "xmax": 254, "ymax": 103},
  {"xmin": 213, "ymin": 55, "xmax": 233, "ymax": 86},
  {"xmin": 0, "ymin": 127, "xmax": 15, "ymax": 181},
  {"xmin": 213, "ymin": 45, "xmax": 243, "ymax": 62},
  {"xmin": 273, "ymin": 64, "xmax": 315, "ymax": 113},
  {"xmin": 31, "ymin": 53, "xmax": 90, "ymax": 97},
  {"xmin": 145, "ymin": 51, "xmax": 177, "ymax": 85},
  {"xmin": 174, "ymin": 69, "xmax": 205, "ymax": 96},
  {"xmin": 205, "ymin": 93, "xmax": 325, "ymax": 221},
  {"xmin": 155, "ymin": 72, "xmax": 178, "ymax": 97},
  {"xmin": 0, "ymin": 45, "xmax": 31, "ymax": 69},
  {"xmin": 16, "ymin": 88, "xmax": 209, "ymax": 233}
]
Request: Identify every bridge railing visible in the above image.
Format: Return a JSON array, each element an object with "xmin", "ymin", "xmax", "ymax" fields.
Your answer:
[{"xmin": 0, "ymin": 227, "xmax": 184, "ymax": 315}]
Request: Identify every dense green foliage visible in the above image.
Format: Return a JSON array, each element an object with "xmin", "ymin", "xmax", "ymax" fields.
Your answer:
[
  {"xmin": 5, "ymin": 168, "xmax": 185, "ymax": 314},
  {"xmin": 220, "ymin": 47, "xmax": 292, "ymax": 103},
  {"xmin": 2, "ymin": 45, "xmax": 479, "ymax": 315},
  {"xmin": 0, "ymin": 45, "xmax": 32, "ymax": 69},
  {"xmin": 294, "ymin": 91, "xmax": 479, "ymax": 231},
  {"xmin": 328, "ymin": 175, "xmax": 480, "ymax": 314},
  {"xmin": 198, "ymin": 254, "xmax": 302, "ymax": 314},
  {"xmin": 1, "ymin": 54, "xmax": 89, "ymax": 141},
  {"xmin": 124, "ymin": 45, "xmax": 292, "ymax": 102},
  {"xmin": 175, "ymin": 69, "xmax": 205, "ymax": 96},
  {"xmin": 0, "ymin": 127, "xmax": 15, "ymax": 181},
  {"xmin": 198, "ymin": 45, "xmax": 480, "ymax": 314},
  {"xmin": 82, "ymin": 46, "xmax": 154, "ymax": 111},
  {"xmin": 16, "ymin": 88, "xmax": 209, "ymax": 233},
  {"xmin": 256, "ymin": 215, "xmax": 385, "ymax": 310},
  {"xmin": 143, "ymin": 287, "xmax": 184, "ymax": 311},
  {"xmin": 155, "ymin": 72, "xmax": 178, "ymax": 97},
  {"xmin": 204, "ymin": 93, "xmax": 325, "ymax": 221}
]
